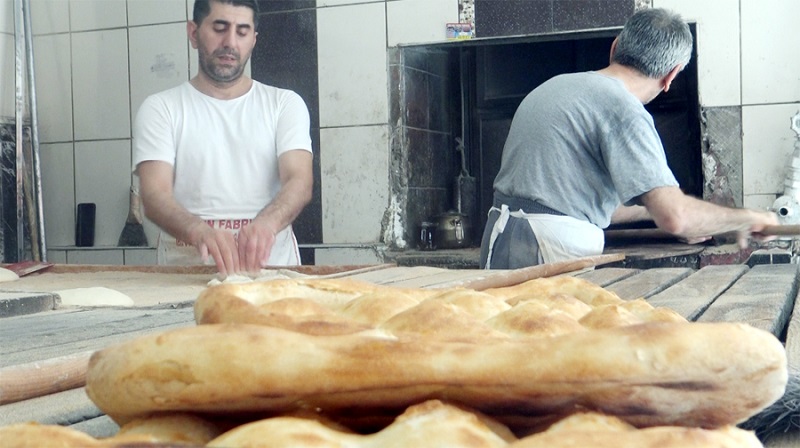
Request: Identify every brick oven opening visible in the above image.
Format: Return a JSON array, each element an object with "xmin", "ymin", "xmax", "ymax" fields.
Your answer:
[{"xmin": 392, "ymin": 26, "xmax": 700, "ymax": 248}]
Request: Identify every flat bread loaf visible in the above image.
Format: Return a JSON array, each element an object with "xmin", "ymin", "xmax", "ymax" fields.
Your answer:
[
  {"xmin": 0, "ymin": 400, "xmax": 763, "ymax": 448},
  {"xmin": 86, "ymin": 319, "xmax": 786, "ymax": 431},
  {"xmin": 84, "ymin": 276, "xmax": 787, "ymax": 435}
]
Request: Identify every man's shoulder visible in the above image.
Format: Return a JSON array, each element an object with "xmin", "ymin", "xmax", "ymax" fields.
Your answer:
[{"xmin": 250, "ymin": 81, "xmax": 301, "ymax": 99}]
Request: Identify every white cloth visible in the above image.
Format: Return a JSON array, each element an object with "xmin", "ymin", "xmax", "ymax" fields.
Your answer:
[
  {"xmin": 484, "ymin": 205, "xmax": 604, "ymax": 269},
  {"xmin": 133, "ymin": 81, "xmax": 312, "ymax": 266},
  {"xmin": 156, "ymin": 219, "xmax": 300, "ymax": 266}
]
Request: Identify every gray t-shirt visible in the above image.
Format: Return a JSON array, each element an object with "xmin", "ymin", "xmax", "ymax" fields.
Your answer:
[{"xmin": 493, "ymin": 71, "xmax": 678, "ymax": 229}]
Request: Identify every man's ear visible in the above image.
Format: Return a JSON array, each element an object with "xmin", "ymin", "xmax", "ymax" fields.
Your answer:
[
  {"xmin": 608, "ymin": 37, "xmax": 619, "ymax": 63},
  {"xmin": 662, "ymin": 64, "xmax": 683, "ymax": 93},
  {"xmin": 187, "ymin": 20, "xmax": 199, "ymax": 49}
]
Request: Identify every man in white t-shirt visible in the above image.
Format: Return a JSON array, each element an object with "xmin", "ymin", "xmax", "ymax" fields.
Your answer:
[{"xmin": 133, "ymin": 0, "xmax": 313, "ymax": 277}]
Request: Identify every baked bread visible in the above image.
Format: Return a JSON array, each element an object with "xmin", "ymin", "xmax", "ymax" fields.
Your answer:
[
  {"xmin": 509, "ymin": 411, "xmax": 763, "ymax": 448},
  {"xmin": 0, "ymin": 401, "xmax": 762, "ymax": 447},
  {"xmin": 86, "ymin": 318, "xmax": 786, "ymax": 431}
]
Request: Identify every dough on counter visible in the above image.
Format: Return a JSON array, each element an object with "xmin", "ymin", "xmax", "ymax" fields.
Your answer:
[
  {"xmin": 55, "ymin": 286, "xmax": 135, "ymax": 307},
  {"xmin": 0, "ymin": 267, "xmax": 20, "ymax": 282}
]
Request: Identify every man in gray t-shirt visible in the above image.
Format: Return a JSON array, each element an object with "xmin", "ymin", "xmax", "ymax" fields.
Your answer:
[{"xmin": 480, "ymin": 8, "xmax": 778, "ymax": 269}]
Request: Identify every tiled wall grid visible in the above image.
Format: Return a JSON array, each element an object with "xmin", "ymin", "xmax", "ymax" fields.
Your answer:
[{"xmin": 0, "ymin": 0, "xmax": 798, "ymax": 265}]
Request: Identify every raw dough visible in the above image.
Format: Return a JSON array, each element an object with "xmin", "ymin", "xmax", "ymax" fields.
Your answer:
[
  {"xmin": 0, "ymin": 267, "xmax": 20, "ymax": 282},
  {"xmin": 55, "ymin": 286, "xmax": 135, "ymax": 307}
]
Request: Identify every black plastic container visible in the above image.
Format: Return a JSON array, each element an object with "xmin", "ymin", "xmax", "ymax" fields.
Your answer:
[{"xmin": 75, "ymin": 203, "xmax": 96, "ymax": 247}]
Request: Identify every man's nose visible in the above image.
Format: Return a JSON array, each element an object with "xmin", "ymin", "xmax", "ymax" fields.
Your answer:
[{"xmin": 221, "ymin": 29, "xmax": 237, "ymax": 48}]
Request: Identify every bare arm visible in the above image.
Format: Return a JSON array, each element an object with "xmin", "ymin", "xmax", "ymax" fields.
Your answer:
[
  {"xmin": 641, "ymin": 186, "xmax": 779, "ymax": 247},
  {"xmin": 610, "ymin": 204, "xmax": 651, "ymax": 224},
  {"xmin": 137, "ymin": 160, "xmax": 240, "ymax": 275},
  {"xmin": 237, "ymin": 149, "xmax": 313, "ymax": 273}
]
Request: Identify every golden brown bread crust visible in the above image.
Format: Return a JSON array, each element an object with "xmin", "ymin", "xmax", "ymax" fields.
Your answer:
[
  {"xmin": 85, "ymin": 320, "xmax": 787, "ymax": 431},
  {"xmin": 508, "ymin": 412, "xmax": 763, "ymax": 448},
  {"xmin": 207, "ymin": 400, "xmax": 515, "ymax": 448},
  {"xmin": 0, "ymin": 406, "xmax": 763, "ymax": 448}
]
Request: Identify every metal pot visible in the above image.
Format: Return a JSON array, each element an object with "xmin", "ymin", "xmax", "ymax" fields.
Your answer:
[{"xmin": 434, "ymin": 211, "xmax": 472, "ymax": 249}]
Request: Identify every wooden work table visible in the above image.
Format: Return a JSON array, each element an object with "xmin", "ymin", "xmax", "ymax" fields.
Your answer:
[{"xmin": 0, "ymin": 260, "xmax": 798, "ymax": 446}]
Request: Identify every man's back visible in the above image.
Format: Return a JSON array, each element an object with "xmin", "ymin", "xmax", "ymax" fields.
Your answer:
[{"xmin": 493, "ymin": 71, "xmax": 675, "ymax": 228}]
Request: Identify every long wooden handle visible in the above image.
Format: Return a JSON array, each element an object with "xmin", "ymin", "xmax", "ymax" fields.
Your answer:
[
  {"xmin": 0, "ymin": 350, "xmax": 93, "ymax": 405},
  {"xmin": 604, "ymin": 225, "xmax": 800, "ymax": 241},
  {"xmin": 451, "ymin": 253, "xmax": 626, "ymax": 291}
]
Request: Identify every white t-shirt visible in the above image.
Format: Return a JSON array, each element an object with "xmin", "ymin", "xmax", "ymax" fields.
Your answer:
[{"xmin": 133, "ymin": 80, "xmax": 313, "ymax": 266}]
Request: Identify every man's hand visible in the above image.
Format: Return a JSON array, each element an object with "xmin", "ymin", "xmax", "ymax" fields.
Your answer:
[
  {"xmin": 187, "ymin": 221, "xmax": 240, "ymax": 276},
  {"xmin": 237, "ymin": 219, "xmax": 277, "ymax": 275},
  {"xmin": 738, "ymin": 209, "xmax": 781, "ymax": 248}
]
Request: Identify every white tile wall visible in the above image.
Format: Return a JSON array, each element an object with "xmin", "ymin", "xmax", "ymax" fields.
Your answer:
[
  {"xmin": 314, "ymin": 247, "xmax": 383, "ymax": 265},
  {"xmin": 69, "ymin": 0, "xmax": 127, "ymax": 32},
  {"xmin": 652, "ymin": 0, "xmax": 741, "ymax": 107},
  {"xmin": 33, "ymin": 33, "xmax": 72, "ymax": 142},
  {"xmin": 320, "ymin": 125, "xmax": 389, "ymax": 243},
  {"xmin": 67, "ymin": 248, "xmax": 124, "ymax": 264},
  {"xmin": 317, "ymin": 0, "xmax": 379, "ymax": 6},
  {"xmin": 742, "ymin": 104, "xmax": 800, "ymax": 196},
  {"xmin": 0, "ymin": 0, "xmax": 11, "ymax": 33},
  {"xmin": 123, "ymin": 248, "xmax": 157, "ymax": 265},
  {"xmin": 127, "ymin": 0, "xmax": 186, "ymax": 27},
  {"xmin": 47, "ymin": 249, "xmax": 67, "ymax": 263},
  {"xmin": 30, "ymin": 0, "xmax": 70, "ymax": 35},
  {"xmin": 317, "ymin": 2, "xmax": 388, "ymax": 127},
  {"xmin": 745, "ymin": 194, "xmax": 779, "ymax": 212},
  {"xmin": 40, "ymin": 142, "xmax": 75, "ymax": 247},
  {"xmin": 741, "ymin": 0, "xmax": 800, "ymax": 105},
  {"xmin": 387, "ymin": 0, "xmax": 459, "ymax": 46},
  {"xmin": 71, "ymin": 29, "xmax": 130, "ymax": 140},
  {"xmin": 74, "ymin": 139, "xmax": 132, "ymax": 247},
  {"xmin": 129, "ymin": 23, "xmax": 189, "ymax": 120},
  {"xmin": 0, "ymin": 33, "xmax": 13, "ymax": 118}
]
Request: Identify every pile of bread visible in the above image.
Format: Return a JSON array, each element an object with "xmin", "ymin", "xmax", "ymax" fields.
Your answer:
[{"xmin": 3, "ymin": 276, "xmax": 788, "ymax": 447}]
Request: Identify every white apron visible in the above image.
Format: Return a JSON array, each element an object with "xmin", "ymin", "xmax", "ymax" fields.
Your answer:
[
  {"xmin": 484, "ymin": 204, "xmax": 604, "ymax": 268},
  {"xmin": 157, "ymin": 219, "xmax": 301, "ymax": 267}
]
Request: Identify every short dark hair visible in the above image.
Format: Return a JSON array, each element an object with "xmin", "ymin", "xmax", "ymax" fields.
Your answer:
[
  {"xmin": 612, "ymin": 8, "xmax": 693, "ymax": 79},
  {"xmin": 192, "ymin": 0, "xmax": 260, "ymax": 29}
]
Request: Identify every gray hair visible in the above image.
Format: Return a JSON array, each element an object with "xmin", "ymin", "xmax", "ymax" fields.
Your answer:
[{"xmin": 612, "ymin": 8, "xmax": 693, "ymax": 79}]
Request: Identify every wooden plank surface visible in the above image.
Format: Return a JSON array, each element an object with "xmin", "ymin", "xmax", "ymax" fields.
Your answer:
[
  {"xmin": 696, "ymin": 264, "xmax": 799, "ymax": 337},
  {"xmin": 601, "ymin": 267, "xmax": 694, "ymax": 300},
  {"xmin": 574, "ymin": 267, "xmax": 640, "ymax": 287},
  {"xmin": 646, "ymin": 265, "xmax": 749, "ymax": 321},
  {"xmin": 1, "ymin": 306, "xmax": 195, "ymax": 367}
]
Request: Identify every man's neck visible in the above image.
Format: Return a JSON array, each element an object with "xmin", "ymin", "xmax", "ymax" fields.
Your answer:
[
  {"xmin": 596, "ymin": 64, "xmax": 662, "ymax": 104},
  {"xmin": 190, "ymin": 74, "xmax": 253, "ymax": 100}
]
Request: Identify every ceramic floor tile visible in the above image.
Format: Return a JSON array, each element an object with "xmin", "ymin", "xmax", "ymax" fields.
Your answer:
[
  {"xmin": 317, "ymin": 2, "xmax": 388, "ymax": 127},
  {"xmin": 320, "ymin": 125, "xmax": 389, "ymax": 243}
]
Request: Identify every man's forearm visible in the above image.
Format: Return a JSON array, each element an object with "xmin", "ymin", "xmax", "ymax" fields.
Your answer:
[
  {"xmin": 643, "ymin": 187, "xmax": 774, "ymax": 238},
  {"xmin": 253, "ymin": 176, "xmax": 312, "ymax": 233},
  {"xmin": 141, "ymin": 191, "xmax": 208, "ymax": 245},
  {"xmin": 610, "ymin": 205, "xmax": 651, "ymax": 224}
]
